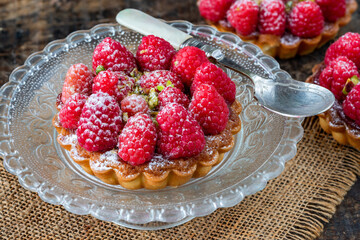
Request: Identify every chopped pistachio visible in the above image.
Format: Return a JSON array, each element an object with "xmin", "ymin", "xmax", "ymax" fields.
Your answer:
[
  {"xmin": 157, "ymin": 84, "xmax": 165, "ymax": 91},
  {"xmin": 95, "ymin": 65, "xmax": 106, "ymax": 74},
  {"xmin": 342, "ymin": 75, "xmax": 359, "ymax": 95},
  {"xmin": 166, "ymin": 81, "xmax": 174, "ymax": 87},
  {"xmin": 148, "ymin": 88, "xmax": 158, "ymax": 110},
  {"xmin": 123, "ymin": 112, "xmax": 129, "ymax": 122}
]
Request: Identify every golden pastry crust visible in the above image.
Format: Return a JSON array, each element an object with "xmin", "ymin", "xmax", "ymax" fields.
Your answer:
[
  {"xmin": 53, "ymin": 100, "xmax": 242, "ymax": 190},
  {"xmin": 204, "ymin": 0, "xmax": 357, "ymax": 59},
  {"xmin": 306, "ymin": 63, "xmax": 360, "ymax": 151}
]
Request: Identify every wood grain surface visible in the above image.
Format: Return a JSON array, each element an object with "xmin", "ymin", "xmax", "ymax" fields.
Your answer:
[{"xmin": 0, "ymin": 0, "xmax": 359, "ymax": 239}]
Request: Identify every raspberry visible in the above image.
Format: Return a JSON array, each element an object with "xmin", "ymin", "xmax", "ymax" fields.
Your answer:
[
  {"xmin": 76, "ymin": 92, "xmax": 123, "ymax": 152},
  {"xmin": 171, "ymin": 46, "xmax": 209, "ymax": 87},
  {"xmin": 288, "ymin": 1, "xmax": 324, "ymax": 38},
  {"xmin": 61, "ymin": 63, "xmax": 93, "ymax": 103},
  {"xmin": 319, "ymin": 56, "xmax": 360, "ymax": 101},
  {"xmin": 92, "ymin": 37, "xmax": 136, "ymax": 75},
  {"xmin": 136, "ymin": 35, "xmax": 176, "ymax": 72},
  {"xmin": 316, "ymin": 0, "xmax": 346, "ymax": 22},
  {"xmin": 343, "ymin": 84, "xmax": 360, "ymax": 125},
  {"xmin": 191, "ymin": 62, "xmax": 236, "ymax": 103},
  {"xmin": 59, "ymin": 93, "xmax": 88, "ymax": 129},
  {"xmin": 92, "ymin": 71, "xmax": 135, "ymax": 102},
  {"xmin": 158, "ymin": 87, "xmax": 190, "ymax": 109},
  {"xmin": 157, "ymin": 103, "xmax": 205, "ymax": 159},
  {"xmin": 324, "ymin": 32, "xmax": 360, "ymax": 69},
  {"xmin": 121, "ymin": 95, "xmax": 150, "ymax": 117},
  {"xmin": 118, "ymin": 113, "xmax": 157, "ymax": 165},
  {"xmin": 227, "ymin": 0, "xmax": 259, "ymax": 36},
  {"xmin": 140, "ymin": 70, "xmax": 184, "ymax": 93},
  {"xmin": 189, "ymin": 84, "xmax": 229, "ymax": 135},
  {"xmin": 259, "ymin": 0, "xmax": 286, "ymax": 36},
  {"xmin": 198, "ymin": 0, "xmax": 234, "ymax": 22},
  {"xmin": 318, "ymin": 65, "xmax": 333, "ymax": 90}
]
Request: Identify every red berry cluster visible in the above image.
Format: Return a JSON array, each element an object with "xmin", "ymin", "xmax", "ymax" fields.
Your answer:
[
  {"xmin": 58, "ymin": 36, "xmax": 236, "ymax": 166},
  {"xmin": 319, "ymin": 32, "xmax": 360, "ymax": 125},
  {"xmin": 198, "ymin": 0, "xmax": 346, "ymax": 38}
]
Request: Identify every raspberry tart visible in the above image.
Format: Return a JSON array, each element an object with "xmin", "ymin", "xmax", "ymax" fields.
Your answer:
[
  {"xmin": 53, "ymin": 36, "xmax": 242, "ymax": 190},
  {"xmin": 306, "ymin": 32, "xmax": 360, "ymax": 150},
  {"xmin": 198, "ymin": 0, "xmax": 358, "ymax": 59}
]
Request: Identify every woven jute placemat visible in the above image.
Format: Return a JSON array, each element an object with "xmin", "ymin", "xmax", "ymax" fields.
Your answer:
[{"xmin": 0, "ymin": 117, "xmax": 359, "ymax": 239}]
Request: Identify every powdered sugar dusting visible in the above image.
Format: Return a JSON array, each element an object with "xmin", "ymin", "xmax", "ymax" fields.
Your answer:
[
  {"xmin": 280, "ymin": 32, "xmax": 300, "ymax": 45},
  {"xmin": 91, "ymin": 150, "xmax": 120, "ymax": 171}
]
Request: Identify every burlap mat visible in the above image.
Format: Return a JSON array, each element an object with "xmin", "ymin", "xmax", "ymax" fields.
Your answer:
[{"xmin": 0, "ymin": 117, "xmax": 359, "ymax": 239}]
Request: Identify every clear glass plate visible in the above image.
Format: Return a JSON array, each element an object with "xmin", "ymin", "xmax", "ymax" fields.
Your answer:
[{"xmin": 0, "ymin": 22, "xmax": 303, "ymax": 230}]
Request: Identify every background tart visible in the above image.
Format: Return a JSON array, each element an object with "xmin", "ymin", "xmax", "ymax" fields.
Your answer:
[
  {"xmin": 199, "ymin": 0, "xmax": 357, "ymax": 59},
  {"xmin": 53, "ymin": 100, "xmax": 242, "ymax": 190},
  {"xmin": 306, "ymin": 63, "xmax": 360, "ymax": 150}
]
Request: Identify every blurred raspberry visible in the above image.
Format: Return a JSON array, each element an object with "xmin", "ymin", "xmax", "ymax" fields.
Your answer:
[
  {"xmin": 171, "ymin": 46, "xmax": 209, "ymax": 87},
  {"xmin": 259, "ymin": 0, "xmax": 286, "ymax": 36},
  {"xmin": 288, "ymin": 1, "xmax": 324, "ymax": 38},
  {"xmin": 324, "ymin": 32, "xmax": 360, "ymax": 69},
  {"xmin": 157, "ymin": 103, "xmax": 205, "ymax": 159},
  {"xmin": 189, "ymin": 84, "xmax": 229, "ymax": 135},
  {"xmin": 121, "ymin": 95, "xmax": 150, "ymax": 117},
  {"xmin": 191, "ymin": 62, "xmax": 236, "ymax": 103},
  {"xmin": 61, "ymin": 63, "xmax": 93, "ymax": 103},
  {"xmin": 227, "ymin": 0, "xmax": 259, "ymax": 36},
  {"xmin": 136, "ymin": 35, "xmax": 176, "ymax": 72},
  {"xmin": 59, "ymin": 93, "xmax": 88, "ymax": 129},
  {"xmin": 76, "ymin": 92, "xmax": 123, "ymax": 152},
  {"xmin": 198, "ymin": 0, "xmax": 234, "ymax": 22},
  {"xmin": 118, "ymin": 113, "xmax": 157, "ymax": 165},
  {"xmin": 316, "ymin": 0, "xmax": 346, "ymax": 22},
  {"xmin": 92, "ymin": 37, "xmax": 136, "ymax": 75}
]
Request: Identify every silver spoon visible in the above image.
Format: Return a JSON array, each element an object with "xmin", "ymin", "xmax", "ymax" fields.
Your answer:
[{"xmin": 116, "ymin": 9, "xmax": 334, "ymax": 118}]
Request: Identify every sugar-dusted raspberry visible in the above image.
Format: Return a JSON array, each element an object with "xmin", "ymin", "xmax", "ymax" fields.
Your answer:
[
  {"xmin": 59, "ymin": 93, "xmax": 88, "ymax": 129},
  {"xmin": 227, "ymin": 0, "xmax": 259, "ymax": 36},
  {"xmin": 191, "ymin": 62, "xmax": 236, "ymax": 103},
  {"xmin": 158, "ymin": 87, "xmax": 190, "ymax": 109},
  {"xmin": 316, "ymin": 0, "xmax": 346, "ymax": 22},
  {"xmin": 76, "ymin": 92, "xmax": 123, "ymax": 152},
  {"xmin": 61, "ymin": 63, "xmax": 93, "ymax": 103},
  {"xmin": 319, "ymin": 56, "xmax": 360, "ymax": 101},
  {"xmin": 288, "ymin": 1, "xmax": 324, "ymax": 38},
  {"xmin": 324, "ymin": 32, "xmax": 360, "ymax": 69},
  {"xmin": 259, "ymin": 0, "xmax": 286, "ymax": 36},
  {"xmin": 140, "ymin": 70, "xmax": 184, "ymax": 93},
  {"xmin": 189, "ymin": 84, "xmax": 229, "ymax": 135},
  {"xmin": 118, "ymin": 113, "xmax": 157, "ymax": 166},
  {"xmin": 318, "ymin": 65, "xmax": 333, "ymax": 90},
  {"xmin": 343, "ymin": 84, "xmax": 360, "ymax": 125},
  {"xmin": 92, "ymin": 71, "xmax": 135, "ymax": 103},
  {"xmin": 121, "ymin": 95, "xmax": 150, "ymax": 117},
  {"xmin": 157, "ymin": 103, "xmax": 205, "ymax": 159},
  {"xmin": 136, "ymin": 35, "xmax": 176, "ymax": 72},
  {"xmin": 198, "ymin": 0, "xmax": 234, "ymax": 22},
  {"xmin": 92, "ymin": 37, "xmax": 136, "ymax": 75},
  {"xmin": 171, "ymin": 46, "xmax": 209, "ymax": 87}
]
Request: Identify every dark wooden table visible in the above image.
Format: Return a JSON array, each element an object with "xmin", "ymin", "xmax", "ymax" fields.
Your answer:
[{"xmin": 0, "ymin": 0, "xmax": 359, "ymax": 239}]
